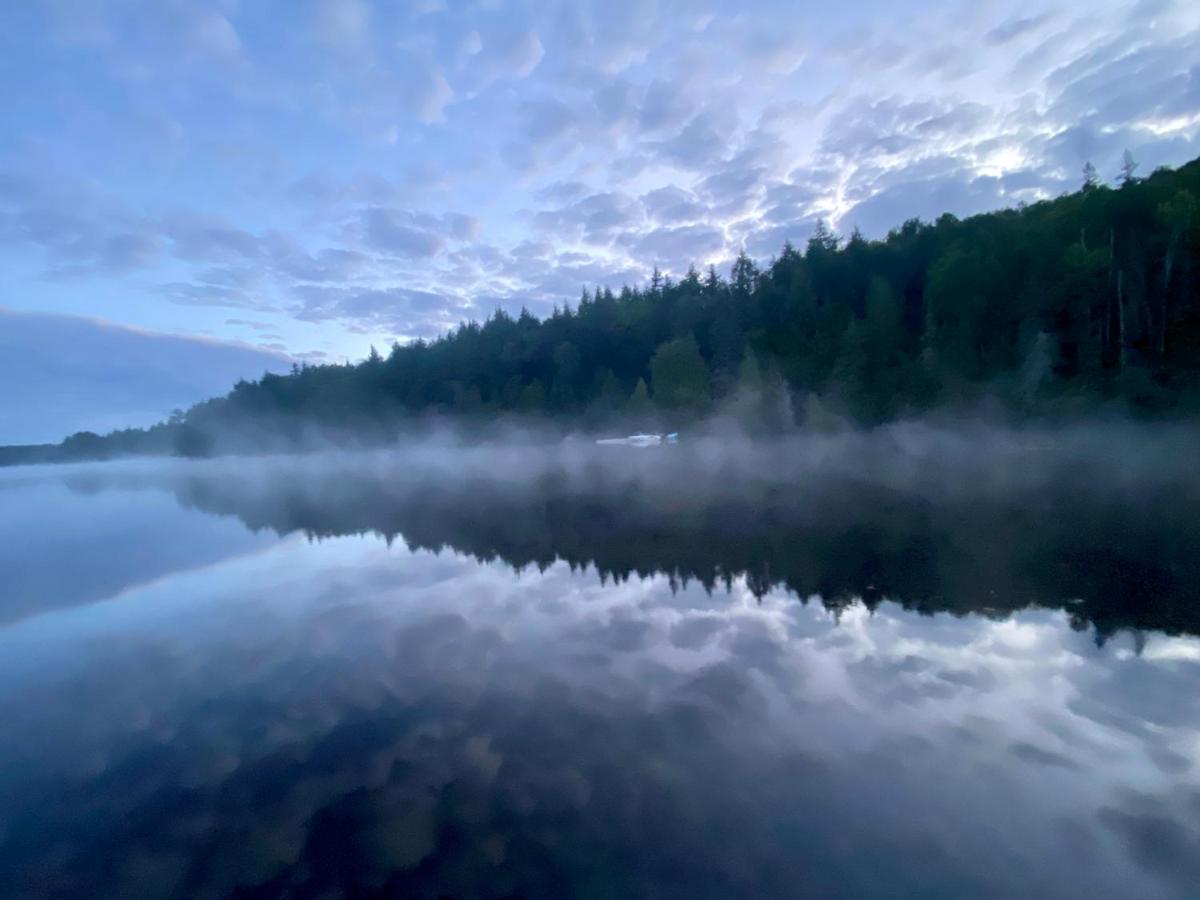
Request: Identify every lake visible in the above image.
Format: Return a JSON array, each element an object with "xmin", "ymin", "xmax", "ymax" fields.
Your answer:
[{"xmin": 2, "ymin": 424, "xmax": 1199, "ymax": 898}]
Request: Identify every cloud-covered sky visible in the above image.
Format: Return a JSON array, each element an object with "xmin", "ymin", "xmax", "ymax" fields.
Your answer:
[{"xmin": 2, "ymin": 0, "xmax": 1199, "ymax": 362}]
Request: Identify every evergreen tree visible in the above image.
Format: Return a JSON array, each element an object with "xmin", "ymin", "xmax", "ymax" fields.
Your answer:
[
  {"xmin": 518, "ymin": 380, "xmax": 546, "ymax": 413},
  {"xmin": 650, "ymin": 335, "xmax": 712, "ymax": 409},
  {"xmin": 737, "ymin": 346, "xmax": 765, "ymax": 394},
  {"xmin": 590, "ymin": 368, "xmax": 626, "ymax": 416},
  {"xmin": 627, "ymin": 378, "xmax": 652, "ymax": 416},
  {"xmin": 709, "ymin": 294, "xmax": 744, "ymax": 388},
  {"xmin": 731, "ymin": 251, "xmax": 758, "ymax": 298},
  {"xmin": 834, "ymin": 276, "xmax": 907, "ymax": 422}
]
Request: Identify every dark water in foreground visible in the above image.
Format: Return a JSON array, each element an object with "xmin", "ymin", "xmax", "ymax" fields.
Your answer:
[{"xmin": 2, "ymin": 427, "xmax": 1199, "ymax": 898}]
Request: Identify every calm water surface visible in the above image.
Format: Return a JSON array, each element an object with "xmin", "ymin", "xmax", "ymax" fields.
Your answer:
[{"xmin": 2, "ymin": 429, "xmax": 1199, "ymax": 898}]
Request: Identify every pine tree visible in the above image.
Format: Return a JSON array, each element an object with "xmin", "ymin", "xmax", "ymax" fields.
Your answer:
[
  {"xmin": 517, "ymin": 380, "xmax": 546, "ymax": 413},
  {"xmin": 627, "ymin": 377, "xmax": 652, "ymax": 416},
  {"xmin": 650, "ymin": 335, "xmax": 711, "ymax": 409},
  {"xmin": 710, "ymin": 295, "xmax": 743, "ymax": 388},
  {"xmin": 731, "ymin": 251, "xmax": 758, "ymax": 298}
]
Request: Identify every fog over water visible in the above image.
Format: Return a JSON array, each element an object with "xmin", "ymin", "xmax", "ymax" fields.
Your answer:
[{"xmin": 2, "ymin": 423, "xmax": 1199, "ymax": 897}]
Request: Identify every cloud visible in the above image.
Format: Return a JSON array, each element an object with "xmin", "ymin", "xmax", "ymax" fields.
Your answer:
[
  {"xmin": 534, "ymin": 192, "xmax": 642, "ymax": 244},
  {"xmin": 641, "ymin": 185, "xmax": 705, "ymax": 224},
  {"xmin": 402, "ymin": 62, "xmax": 455, "ymax": 124},
  {"xmin": 697, "ymin": 165, "xmax": 765, "ymax": 217},
  {"xmin": 157, "ymin": 280, "xmax": 274, "ymax": 311},
  {"xmin": 761, "ymin": 181, "xmax": 821, "ymax": 224},
  {"xmin": 638, "ymin": 79, "xmax": 692, "ymax": 132},
  {"xmin": 294, "ymin": 284, "xmax": 468, "ymax": 337},
  {"xmin": 743, "ymin": 220, "xmax": 817, "ymax": 259},
  {"xmin": 911, "ymin": 42, "xmax": 979, "ymax": 81},
  {"xmin": 99, "ymin": 232, "xmax": 162, "ymax": 271},
  {"xmin": 625, "ymin": 223, "xmax": 726, "ymax": 268},
  {"xmin": 747, "ymin": 28, "xmax": 807, "ymax": 75},
  {"xmin": 188, "ymin": 10, "xmax": 242, "ymax": 60},
  {"xmin": 985, "ymin": 13, "xmax": 1054, "ymax": 46},
  {"xmin": 1038, "ymin": 123, "xmax": 1196, "ymax": 185},
  {"xmin": 593, "ymin": 80, "xmax": 636, "ymax": 128},
  {"xmin": 271, "ymin": 246, "xmax": 371, "ymax": 283},
  {"xmin": 1045, "ymin": 35, "xmax": 1200, "ymax": 130},
  {"xmin": 829, "ymin": 28, "xmax": 911, "ymax": 73},
  {"xmin": 839, "ymin": 160, "xmax": 1016, "ymax": 238},
  {"xmin": 821, "ymin": 96, "xmax": 992, "ymax": 161},
  {"xmin": 164, "ymin": 214, "xmax": 262, "ymax": 262},
  {"xmin": 521, "ymin": 97, "xmax": 576, "ymax": 143},
  {"xmin": 653, "ymin": 114, "xmax": 727, "ymax": 169},
  {"xmin": 361, "ymin": 208, "xmax": 444, "ymax": 258},
  {"xmin": 313, "ymin": 0, "xmax": 372, "ymax": 53},
  {"xmin": 440, "ymin": 213, "xmax": 481, "ymax": 241},
  {"xmin": 459, "ymin": 30, "xmax": 545, "ymax": 90},
  {"xmin": 535, "ymin": 180, "xmax": 590, "ymax": 204}
]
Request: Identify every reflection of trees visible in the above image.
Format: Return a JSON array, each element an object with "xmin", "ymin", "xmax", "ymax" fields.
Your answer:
[{"xmin": 157, "ymin": 455, "xmax": 1200, "ymax": 642}]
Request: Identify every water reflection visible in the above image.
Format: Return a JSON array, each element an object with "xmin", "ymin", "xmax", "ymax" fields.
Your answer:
[
  {"xmin": 0, "ymin": 464, "xmax": 277, "ymax": 626},
  {"xmin": 1, "ymin": 431, "xmax": 1198, "ymax": 898},
  {"xmin": 61, "ymin": 427, "xmax": 1200, "ymax": 640}
]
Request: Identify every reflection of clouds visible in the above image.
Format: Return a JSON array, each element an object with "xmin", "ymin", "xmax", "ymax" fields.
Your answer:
[
  {"xmin": 0, "ymin": 534, "xmax": 1198, "ymax": 897},
  {"xmin": 1098, "ymin": 788, "xmax": 1200, "ymax": 894}
]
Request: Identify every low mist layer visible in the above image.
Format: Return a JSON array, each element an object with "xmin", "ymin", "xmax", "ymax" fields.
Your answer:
[{"xmin": 55, "ymin": 420, "xmax": 1200, "ymax": 640}]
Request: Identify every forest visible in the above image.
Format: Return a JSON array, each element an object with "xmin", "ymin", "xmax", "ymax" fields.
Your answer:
[{"xmin": 8, "ymin": 152, "xmax": 1200, "ymax": 463}]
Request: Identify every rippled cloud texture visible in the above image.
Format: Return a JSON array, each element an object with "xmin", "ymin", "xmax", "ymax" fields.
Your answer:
[{"xmin": 2, "ymin": 0, "xmax": 1199, "ymax": 359}]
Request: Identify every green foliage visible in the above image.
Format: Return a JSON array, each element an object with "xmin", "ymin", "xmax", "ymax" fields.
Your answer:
[
  {"xmin": 650, "ymin": 336, "xmax": 711, "ymax": 410},
  {"xmin": 924, "ymin": 244, "xmax": 1010, "ymax": 380},
  {"xmin": 173, "ymin": 424, "xmax": 214, "ymax": 458},
  {"xmin": 453, "ymin": 382, "xmax": 484, "ymax": 413},
  {"xmin": 590, "ymin": 368, "xmax": 626, "ymax": 416},
  {"xmin": 627, "ymin": 378, "xmax": 652, "ymax": 416},
  {"xmin": 60, "ymin": 431, "xmax": 109, "ymax": 460},
  {"xmin": 737, "ymin": 346, "xmax": 764, "ymax": 394},
  {"xmin": 834, "ymin": 276, "xmax": 909, "ymax": 423},
  {"xmin": 517, "ymin": 380, "xmax": 546, "ymax": 413},
  {"xmin": 709, "ymin": 294, "xmax": 743, "ymax": 388}
]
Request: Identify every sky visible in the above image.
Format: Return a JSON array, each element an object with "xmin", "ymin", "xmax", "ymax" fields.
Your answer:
[{"xmin": 2, "ymin": 0, "xmax": 1199, "ymax": 368}]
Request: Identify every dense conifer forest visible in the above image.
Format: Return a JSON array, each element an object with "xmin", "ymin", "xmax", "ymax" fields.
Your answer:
[{"xmin": 7, "ymin": 153, "xmax": 1200, "ymax": 463}]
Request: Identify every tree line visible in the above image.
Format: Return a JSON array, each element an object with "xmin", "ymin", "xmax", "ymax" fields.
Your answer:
[{"xmin": 8, "ymin": 152, "xmax": 1200, "ymax": 463}]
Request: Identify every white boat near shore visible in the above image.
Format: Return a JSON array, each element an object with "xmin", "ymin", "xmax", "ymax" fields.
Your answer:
[{"xmin": 595, "ymin": 432, "xmax": 678, "ymax": 447}]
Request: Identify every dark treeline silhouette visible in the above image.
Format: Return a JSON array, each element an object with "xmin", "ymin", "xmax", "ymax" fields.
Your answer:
[
  {"xmin": 6, "ymin": 154, "xmax": 1200, "ymax": 465},
  {"xmin": 69, "ymin": 430, "xmax": 1200, "ymax": 641}
]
